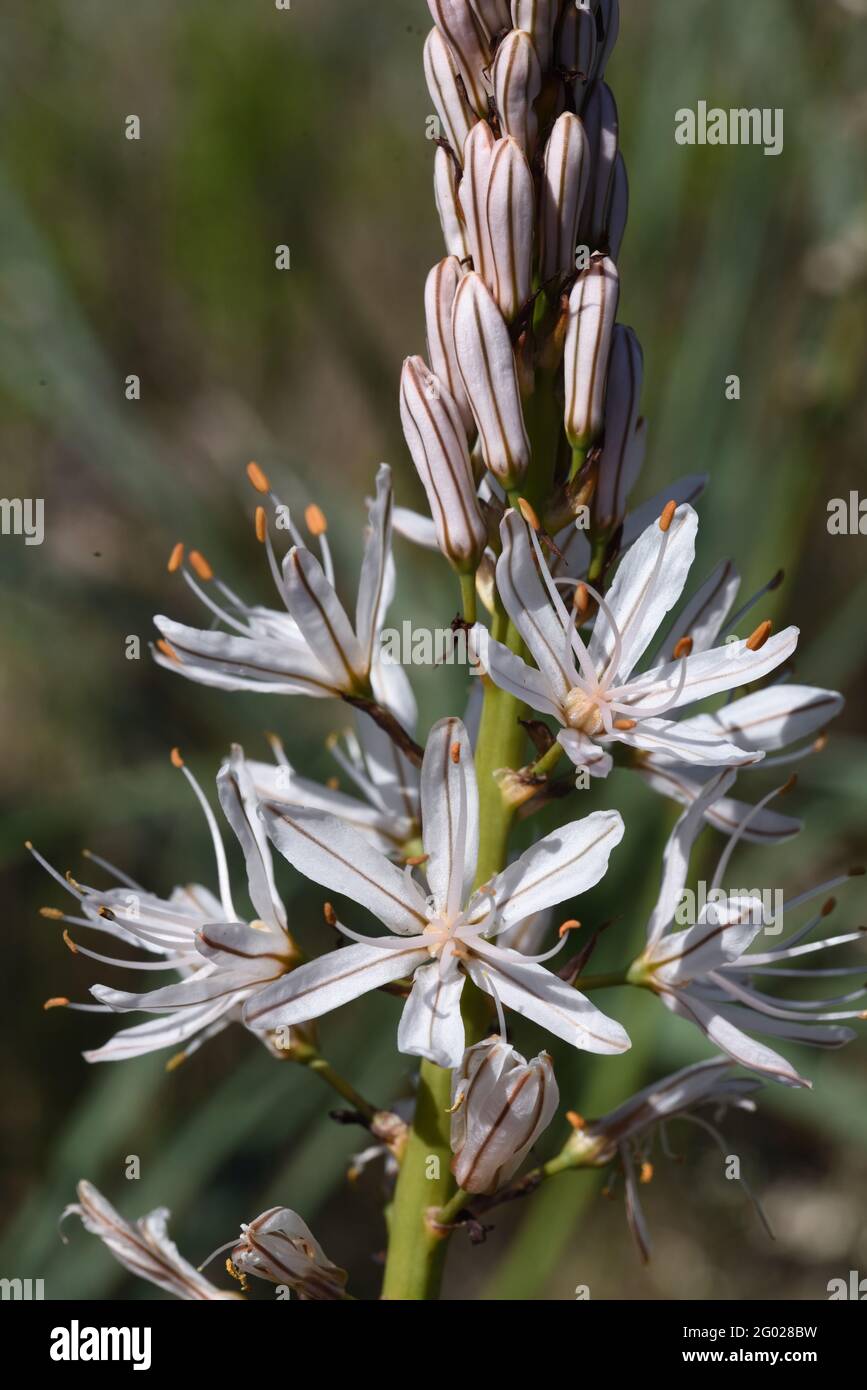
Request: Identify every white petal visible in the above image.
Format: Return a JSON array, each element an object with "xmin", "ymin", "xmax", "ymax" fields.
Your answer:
[
  {"xmin": 153, "ymin": 617, "xmax": 335, "ymax": 696},
  {"xmin": 637, "ymin": 763, "xmax": 802, "ymax": 844},
  {"xmin": 675, "ymin": 684, "xmax": 843, "ymax": 755},
  {"xmin": 613, "ymin": 717, "xmax": 760, "ymax": 767},
  {"xmin": 243, "ymin": 941, "xmax": 427, "ymax": 1031},
  {"xmin": 653, "ymin": 558, "xmax": 740, "ymax": 663},
  {"xmin": 482, "ymin": 634, "xmax": 566, "ymax": 720},
  {"xmin": 284, "ymin": 548, "xmax": 365, "ymax": 691},
  {"xmin": 468, "ymin": 945, "xmax": 631, "ymax": 1053},
  {"xmin": 397, "ymin": 960, "xmax": 466, "ymax": 1067},
  {"xmin": 587, "ymin": 503, "xmax": 697, "ymax": 683},
  {"xmin": 218, "ymin": 747, "xmax": 287, "ymax": 932},
  {"xmin": 421, "ymin": 717, "xmax": 479, "ymax": 913},
  {"xmin": 662, "ymin": 989, "xmax": 810, "ymax": 1087},
  {"xmin": 497, "ymin": 511, "xmax": 579, "ymax": 702},
  {"xmin": 649, "ymin": 898, "xmax": 765, "ymax": 984},
  {"xmin": 623, "ymin": 627, "xmax": 800, "ymax": 717},
  {"xmin": 355, "ymin": 463, "xmax": 395, "ymax": 676},
  {"xmin": 482, "ymin": 809, "xmax": 624, "ymax": 928},
  {"xmin": 261, "ymin": 804, "xmax": 428, "ymax": 935},
  {"xmin": 393, "ymin": 506, "xmax": 439, "ymax": 550},
  {"xmin": 619, "ymin": 475, "xmax": 708, "ymax": 549},
  {"xmin": 83, "ymin": 997, "xmax": 235, "ymax": 1063},
  {"xmin": 92, "ymin": 966, "xmax": 258, "ymax": 1013},
  {"xmin": 557, "ymin": 729, "xmax": 613, "ymax": 778}
]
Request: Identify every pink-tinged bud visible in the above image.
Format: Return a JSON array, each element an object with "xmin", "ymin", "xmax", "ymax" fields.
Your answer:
[
  {"xmin": 580, "ymin": 81, "xmax": 619, "ymax": 251},
  {"xmin": 594, "ymin": 324, "xmax": 644, "ymax": 529},
  {"xmin": 563, "ymin": 253, "xmax": 619, "ymax": 449},
  {"xmin": 556, "ymin": 0, "xmax": 597, "ymax": 82},
  {"xmin": 427, "ymin": 0, "xmax": 492, "ymax": 117},
  {"xmin": 424, "ymin": 27, "xmax": 478, "ymax": 162},
  {"xmin": 230, "ymin": 1208, "xmax": 348, "ymax": 1299},
  {"xmin": 510, "ymin": 0, "xmax": 557, "ymax": 72},
  {"xmin": 434, "ymin": 146, "xmax": 470, "ymax": 261},
  {"xmin": 491, "ymin": 29, "xmax": 542, "ymax": 158},
  {"xmin": 593, "ymin": 0, "xmax": 620, "ymax": 82},
  {"xmin": 450, "ymin": 1038, "xmax": 559, "ymax": 1194},
  {"xmin": 453, "ymin": 272, "xmax": 531, "ymax": 488},
  {"xmin": 539, "ymin": 112, "xmax": 590, "ymax": 287},
  {"xmin": 458, "ymin": 120, "xmax": 496, "ymax": 281},
  {"xmin": 604, "ymin": 149, "xmax": 628, "ymax": 260},
  {"xmin": 470, "ymin": 0, "xmax": 511, "ymax": 41},
  {"xmin": 486, "ymin": 136, "xmax": 534, "ymax": 321},
  {"xmin": 400, "ymin": 356, "xmax": 488, "ymax": 573},
  {"xmin": 425, "ymin": 257, "xmax": 474, "ymax": 432}
]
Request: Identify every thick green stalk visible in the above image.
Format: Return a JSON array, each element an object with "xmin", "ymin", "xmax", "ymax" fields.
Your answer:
[{"xmin": 381, "ymin": 635, "xmax": 526, "ymax": 1299}]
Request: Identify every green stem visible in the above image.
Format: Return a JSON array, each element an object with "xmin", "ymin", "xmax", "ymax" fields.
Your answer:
[
  {"xmin": 291, "ymin": 1043, "xmax": 378, "ymax": 1122},
  {"xmin": 380, "ymin": 623, "xmax": 527, "ymax": 1300},
  {"xmin": 529, "ymin": 739, "xmax": 564, "ymax": 780},
  {"xmin": 571, "ymin": 969, "xmax": 628, "ymax": 992},
  {"xmin": 459, "ymin": 571, "xmax": 477, "ymax": 626}
]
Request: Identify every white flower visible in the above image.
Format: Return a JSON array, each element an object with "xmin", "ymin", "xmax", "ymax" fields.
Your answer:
[
  {"xmin": 153, "ymin": 462, "xmax": 416, "ymax": 735},
  {"xmin": 563, "ymin": 254, "xmax": 619, "ymax": 451},
  {"xmin": 491, "ymin": 29, "xmax": 542, "ymax": 157},
  {"xmin": 61, "ymin": 1181, "xmax": 241, "ymax": 1300},
  {"xmin": 33, "ymin": 749, "xmax": 299, "ymax": 1065},
  {"xmin": 629, "ymin": 770, "xmax": 866, "ymax": 1087},
  {"xmin": 423, "ymin": 26, "xmax": 478, "ymax": 162},
  {"xmin": 485, "ymin": 503, "xmax": 799, "ymax": 776},
  {"xmin": 245, "ymin": 716, "xmax": 630, "ymax": 1068},
  {"xmin": 539, "ymin": 112, "xmax": 590, "ymax": 287},
  {"xmin": 210, "ymin": 1208, "xmax": 348, "ymax": 1300},
  {"xmin": 450, "ymin": 1036, "xmax": 559, "ymax": 1193},
  {"xmin": 453, "ymin": 272, "xmax": 531, "ymax": 487}
]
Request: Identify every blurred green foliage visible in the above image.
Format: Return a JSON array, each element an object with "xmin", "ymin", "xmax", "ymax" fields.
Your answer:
[{"xmin": 1, "ymin": 0, "xmax": 866, "ymax": 1300}]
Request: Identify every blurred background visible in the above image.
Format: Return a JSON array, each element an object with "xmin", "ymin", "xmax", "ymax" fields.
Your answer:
[{"xmin": 1, "ymin": 0, "xmax": 866, "ymax": 1300}]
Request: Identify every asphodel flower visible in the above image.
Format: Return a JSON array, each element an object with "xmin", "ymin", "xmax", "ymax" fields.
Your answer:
[
  {"xmin": 450, "ymin": 1035, "xmax": 558, "ymax": 1194},
  {"xmin": 563, "ymin": 254, "xmax": 619, "ymax": 450},
  {"xmin": 207, "ymin": 1208, "xmax": 348, "ymax": 1300},
  {"xmin": 33, "ymin": 749, "xmax": 300, "ymax": 1064},
  {"xmin": 153, "ymin": 462, "xmax": 416, "ymax": 734},
  {"xmin": 510, "ymin": 0, "xmax": 557, "ymax": 72},
  {"xmin": 61, "ymin": 1181, "xmax": 242, "ymax": 1300},
  {"xmin": 556, "ymin": 0, "xmax": 598, "ymax": 82},
  {"xmin": 400, "ymin": 354, "xmax": 488, "ymax": 573},
  {"xmin": 427, "ymin": 0, "xmax": 492, "ymax": 117},
  {"xmin": 628, "ymin": 770, "xmax": 866, "ymax": 1087},
  {"xmin": 453, "ymin": 271, "xmax": 531, "ymax": 487},
  {"xmin": 459, "ymin": 120, "xmax": 496, "ymax": 283},
  {"xmin": 423, "ymin": 25, "xmax": 478, "ymax": 161},
  {"xmin": 579, "ymin": 80, "xmax": 619, "ymax": 251},
  {"xmin": 485, "ymin": 136, "xmax": 535, "ymax": 321},
  {"xmin": 424, "ymin": 256, "xmax": 474, "ymax": 432},
  {"xmin": 539, "ymin": 112, "xmax": 590, "ymax": 288},
  {"xmin": 434, "ymin": 144, "xmax": 471, "ymax": 261},
  {"xmin": 245, "ymin": 717, "xmax": 630, "ymax": 1068},
  {"xmin": 491, "ymin": 28, "xmax": 542, "ymax": 157},
  {"xmin": 486, "ymin": 503, "xmax": 798, "ymax": 776}
]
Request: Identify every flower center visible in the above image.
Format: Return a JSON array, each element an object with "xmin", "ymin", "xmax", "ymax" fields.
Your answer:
[
  {"xmin": 421, "ymin": 916, "xmax": 470, "ymax": 962},
  {"xmin": 563, "ymin": 686, "xmax": 606, "ymax": 735}
]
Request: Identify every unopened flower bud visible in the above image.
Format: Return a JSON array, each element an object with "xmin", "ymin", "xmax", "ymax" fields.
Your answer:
[
  {"xmin": 604, "ymin": 150, "xmax": 628, "ymax": 260},
  {"xmin": 400, "ymin": 355, "xmax": 488, "ymax": 573},
  {"xmin": 594, "ymin": 324, "xmax": 644, "ymax": 530},
  {"xmin": 563, "ymin": 253, "xmax": 619, "ymax": 449},
  {"xmin": 593, "ymin": 0, "xmax": 621, "ymax": 82},
  {"xmin": 486, "ymin": 136, "xmax": 534, "ymax": 321},
  {"xmin": 424, "ymin": 26, "xmax": 478, "ymax": 161},
  {"xmin": 579, "ymin": 81, "xmax": 619, "ymax": 251},
  {"xmin": 450, "ymin": 1037, "xmax": 559, "ymax": 1194},
  {"xmin": 539, "ymin": 112, "xmax": 590, "ymax": 286},
  {"xmin": 230, "ymin": 1207, "xmax": 348, "ymax": 1300},
  {"xmin": 470, "ymin": 0, "xmax": 511, "ymax": 40},
  {"xmin": 453, "ymin": 272, "xmax": 531, "ymax": 488},
  {"xmin": 427, "ymin": 0, "xmax": 492, "ymax": 117},
  {"xmin": 434, "ymin": 145, "xmax": 470, "ymax": 261},
  {"xmin": 557, "ymin": 0, "xmax": 597, "ymax": 82},
  {"xmin": 459, "ymin": 120, "xmax": 496, "ymax": 281},
  {"xmin": 425, "ymin": 257, "xmax": 473, "ymax": 431},
  {"xmin": 491, "ymin": 29, "xmax": 542, "ymax": 157},
  {"xmin": 510, "ymin": 0, "xmax": 557, "ymax": 72}
]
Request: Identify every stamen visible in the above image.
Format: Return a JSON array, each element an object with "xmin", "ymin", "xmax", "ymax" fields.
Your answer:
[
  {"xmin": 517, "ymin": 497, "xmax": 540, "ymax": 530},
  {"xmin": 156, "ymin": 638, "xmax": 181, "ymax": 663},
  {"xmin": 255, "ymin": 506, "xmax": 267, "ymax": 543},
  {"xmin": 182, "ymin": 569, "xmax": 251, "ymax": 635},
  {"xmin": 450, "ymin": 741, "xmax": 461, "ymax": 765},
  {"xmin": 265, "ymin": 731, "xmax": 289, "ymax": 767},
  {"xmin": 659, "ymin": 500, "xmax": 677, "ymax": 532},
  {"xmin": 81, "ymin": 848, "xmax": 145, "ymax": 891},
  {"xmin": 246, "ymin": 461, "xmax": 271, "ymax": 494},
  {"xmin": 745, "ymin": 619, "xmax": 772, "ymax": 652},
  {"xmin": 39, "ymin": 907, "xmax": 64, "ymax": 919},
  {"xmin": 43, "ymin": 997, "xmax": 69, "ymax": 1010},
  {"xmin": 711, "ymin": 777, "xmax": 795, "ymax": 893},
  {"xmin": 573, "ymin": 582, "xmax": 590, "ymax": 622},
  {"xmin": 188, "ymin": 550, "xmax": 214, "ymax": 582},
  {"xmin": 171, "ymin": 753, "xmax": 237, "ymax": 923},
  {"xmin": 672, "ymin": 636, "xmax": 693, "ymax": 659},
  {"xmin": 323, "ymin": 902, "xmax": 338, "ymax": 927},
  {"xmin": 167, "ymin": 542, "xmax": 184, "ymax": 573},
  {"xmin": 566, "ymin": 1110, "xmax": 585, "ymax": 1130},
  {"xmin": 613, "ymin": 718, "xmax": 636, "ymax": 731},
  {"xmin": 305, "ymin": 504, "xmax": 327, "ymax": 536}
]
